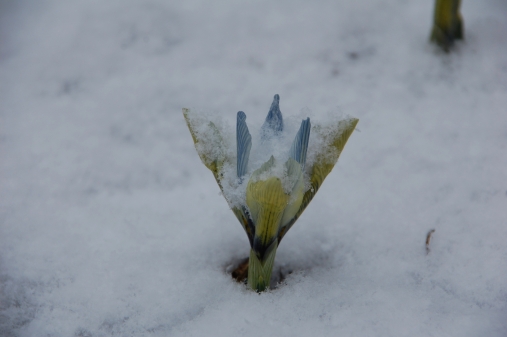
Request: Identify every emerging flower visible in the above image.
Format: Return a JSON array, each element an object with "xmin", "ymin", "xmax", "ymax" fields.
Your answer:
[{"xmin": 183, "ymin": 95, "xmax": 358, "ymax": 292}]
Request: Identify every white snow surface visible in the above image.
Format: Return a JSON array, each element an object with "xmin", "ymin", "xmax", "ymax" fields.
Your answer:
[{"xmin": 1, "ymin": 0, "xmax": 506, "ymax": 336}]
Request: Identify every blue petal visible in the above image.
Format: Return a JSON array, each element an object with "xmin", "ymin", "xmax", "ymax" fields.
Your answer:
[
  {"xmin": 289, "ymin": 117, "xmax": 311, "ymax": 169},
  {"xmin": 261, "ymin": 94, "xmax": 283, "ymax": 139},
  {"xmin": 237, "ymin": 111, "xmax": 252, "ymax": 178}
]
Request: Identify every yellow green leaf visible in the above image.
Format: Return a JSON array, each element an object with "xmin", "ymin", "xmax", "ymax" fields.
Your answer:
[{"xmin": 278, "ymin": 117, "xmax": 359, "ymax": 242}]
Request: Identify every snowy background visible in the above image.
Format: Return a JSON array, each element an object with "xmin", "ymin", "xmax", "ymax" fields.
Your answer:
[{"xmin": 1, "ymin": 0, "xmax": 506, "ymax": 336}]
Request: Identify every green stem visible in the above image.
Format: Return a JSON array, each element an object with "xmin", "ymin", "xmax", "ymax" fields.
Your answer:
[
  {"xmin": 247, "ymin": 241, "xmax": 278, "ymax": 292},
  {"xmin": 430, "ymin": 0, "xmax": 463, "ymax": 51}
]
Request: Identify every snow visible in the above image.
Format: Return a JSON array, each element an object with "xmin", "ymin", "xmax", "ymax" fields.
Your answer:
[{"xmin": 1, "ymin": 0, "xmax": 506, "ymax": 336}]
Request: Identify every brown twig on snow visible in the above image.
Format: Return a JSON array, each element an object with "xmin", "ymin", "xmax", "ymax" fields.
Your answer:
[{"xmin": 426, "ymin": 229, "xmax": 436, "ymax": 254}]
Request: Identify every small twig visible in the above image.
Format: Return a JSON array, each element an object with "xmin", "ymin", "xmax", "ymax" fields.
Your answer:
[{"xmin": 426, "ymin": 229, "xmax": 436, "ymax": 254}]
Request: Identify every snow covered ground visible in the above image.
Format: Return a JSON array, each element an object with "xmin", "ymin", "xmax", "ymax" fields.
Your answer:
[{"xmin": 1, "ymin": 0, "xmax": 506, "ymax": 336}]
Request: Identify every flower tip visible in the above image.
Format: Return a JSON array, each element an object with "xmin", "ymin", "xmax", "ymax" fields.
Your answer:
[
  {"xmin": 270, "ymin": 94, "xmax": 280, "ymax": 110},
  {"xmin": 262, "ymin": 94, "xmax": 284, "ymax": 136},
  {"xmin": 237, "ymin": 111, "xmax": 246, "ymax": 120}
]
